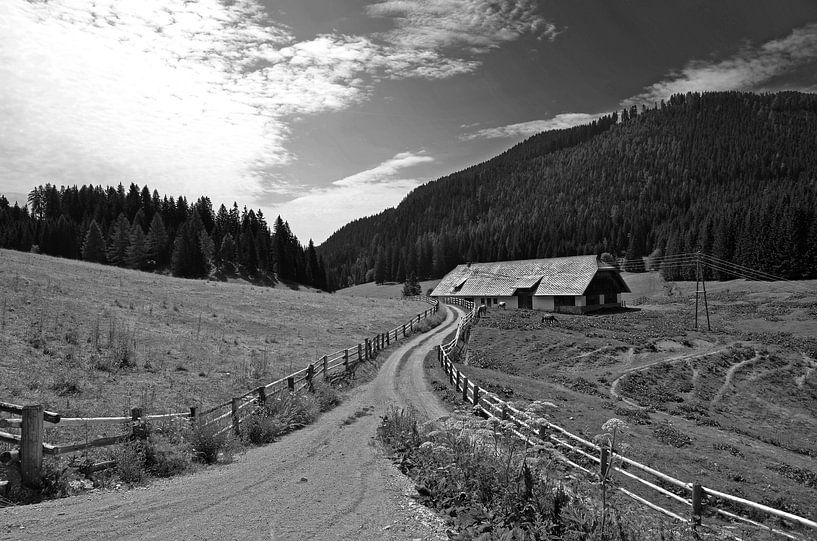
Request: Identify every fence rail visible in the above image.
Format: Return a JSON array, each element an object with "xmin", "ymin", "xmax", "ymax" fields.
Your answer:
[
  {"xmin": 0, "ymin": 297, "xmax": 440, "ymax": 488},
  {"xmin": 436, "ymin": 299, "xmax": 816, "ymax": 540}
]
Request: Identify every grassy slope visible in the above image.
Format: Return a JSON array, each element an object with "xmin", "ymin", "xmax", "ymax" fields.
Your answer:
[
  {"xmin": 0, "ymin": 249, "xmax": 428, "ymax": 435},
  {"xmin": 334, "ymin": 279, "xmax": 440, "ymax": 299},
  {"xmin": 446, "ymin": 272, "xmax": 817, "ymax": 523}
]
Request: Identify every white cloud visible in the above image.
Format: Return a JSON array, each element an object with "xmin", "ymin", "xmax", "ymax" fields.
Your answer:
[
  {"xmin": 463, "ymin": 23, "xmax": 817, "ymax": 142},
  {"xmin": 461, "ymin": 113, "xmax": 603, "ymax": 140},
  {"xmin": 0, "ymin": 0, "xmax": 552, "ymax": 208},
  {"xmin": 626, "ymin": 22, "xmax": 817, "ymax": 106},
  {"xmin": 273, "ymin": 152, "xmax": 433, "ymax": 243},
  {"xmin": 367, "ymin": 0, "xmax": 557, "ymax": 54}
]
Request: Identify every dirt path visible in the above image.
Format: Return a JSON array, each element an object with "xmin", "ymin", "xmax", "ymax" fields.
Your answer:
[
  {"xmin": 0, "ymin": 307, "xmax": 462, "ymax": 541},
  {"xmin": 609, "ymin": 346, "xmax": 728, "ymax": 407},
  {"xmin": 710, "ymin": 351, "xmax": 760, "ymax": 406}
]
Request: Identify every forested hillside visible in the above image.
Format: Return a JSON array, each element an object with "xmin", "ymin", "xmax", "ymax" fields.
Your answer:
[
  {"xmin": 318, "ymin": 91, "xmax": 817, "ymax": 287},
  {"xmin": 0, "ymin": 184, "xmax": 328, "ymax": 290}
]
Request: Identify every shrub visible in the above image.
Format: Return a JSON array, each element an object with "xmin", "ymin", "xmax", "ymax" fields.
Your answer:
[
  {"xmin": 653, "ymin": 420, "xmax": 692, "ymax": 448},
  {"xmin": 114, "ymin": 441, "xmax": 147, "ymax": 484},
  {"xmin": 414, "ymin": 311, "xmax": 445, "ymax": 334},
  {"xmin": 312, "ymin": 382, "xmax": 341, "ymax": 412},
  {"xmin": 190, "ymin": 423, "xmax": 234, "ymax": 465},
  {"xmin": 143, "ymin": 424, "xmax": 192, "ymax": 478}
]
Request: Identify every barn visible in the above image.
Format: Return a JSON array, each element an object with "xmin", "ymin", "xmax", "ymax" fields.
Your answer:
[{"xmin": 430, "ymin": 255, "xmax": 630, "ymax": 313}]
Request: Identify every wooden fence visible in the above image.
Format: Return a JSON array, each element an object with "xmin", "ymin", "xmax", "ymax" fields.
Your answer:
[
  {"xmin": 0, "ymin": 298, "xmax": 440, "ymax": 489},
  {"xmin": 437, "ymin": 299, "xmax": 817, "ymax": 541}
]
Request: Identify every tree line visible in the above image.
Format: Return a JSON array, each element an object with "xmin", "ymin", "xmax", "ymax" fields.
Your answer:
[
  {"xmin": 318, "ymin": 91, "xmax": 817, "ymax": 285},
  {"xmin": 0, "ymin": 183, "xmax": 329, "ymax": 290}
]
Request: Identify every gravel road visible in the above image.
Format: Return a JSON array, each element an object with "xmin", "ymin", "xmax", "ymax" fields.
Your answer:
[{"xmin": 1, "ymin": 305, "xmax": 463, "ymax": 541}]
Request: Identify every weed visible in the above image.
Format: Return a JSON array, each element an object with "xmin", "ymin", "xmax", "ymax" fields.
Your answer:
[
  {"xmin": 189, "ymin": 423, "xmax": 234, "ymax": 465},
  {"xmin": 49, "ymin": 372, "xmax": 82, "ymax": 396},
  {"xmin": 113, "ymin": 441, "xmax": 147, "ymax": 484},
  {"xmin": 653, "ymin": 420, "xmax": 692, "ymax": 448}
]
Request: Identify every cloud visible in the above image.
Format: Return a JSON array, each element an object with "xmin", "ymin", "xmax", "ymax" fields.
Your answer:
[
  {"xmin": 273, "ymin": 152, "xmax": 433, "ymax": 243},
  {"xmin": 0, "ymin": 0, "xmax": 554, "ymax": 208},
  {"xmin": 626, "ymin": 22, "xmax": 817, "ymax": 106},
  {"xmin": 367, "ymin": 0, "xmax": 557, "ymax": 54},
  {"xmin": 463, "ymin": 23, "xmax": 817, "ymax": 142},
  {"xmin": 461, "ymin": 113, "xmax": 603, "ymax": 140}
]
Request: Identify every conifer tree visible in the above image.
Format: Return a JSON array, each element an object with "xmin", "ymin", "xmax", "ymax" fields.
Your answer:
[
  {"xmin": 126, "ymin": 223, "xmax": 148, "ymax": 269},
  {"xmin": 171, "ymin": 219, "xmax": 209, "ymax": 278},
  {"xmin": 145, "ymin": 213, "xmax": 169, "ymax": 268},
  {"xmin": 106, "ymin": 213, "xmax": 131, "ymax": 266},
  {"xmin": 81, "ymin": 220, "xmax": 107, "ymax": 263},
  {"xmin": 219, "ymin": 233, "xmax": 236, "ymax": 270}
]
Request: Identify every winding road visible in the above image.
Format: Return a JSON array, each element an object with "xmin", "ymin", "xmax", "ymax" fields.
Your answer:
[{"xmin": 1, "ymin": 306, "xmax": 463, "ymax": 541}]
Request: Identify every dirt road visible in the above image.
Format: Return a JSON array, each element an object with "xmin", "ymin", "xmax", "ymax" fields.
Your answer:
[{"xmin": 1, "ymin": 306, "xmax": 463, "ymax": 541}]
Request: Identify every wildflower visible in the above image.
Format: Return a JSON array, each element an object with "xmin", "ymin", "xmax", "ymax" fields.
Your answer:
[{"xmin": 601, "ymin": 418, "xmax": 627, "ymax": 434}]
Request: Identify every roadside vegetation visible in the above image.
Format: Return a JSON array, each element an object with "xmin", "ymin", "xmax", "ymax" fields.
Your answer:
[{"xmin": 378, "ymin": 407, "xmax": 731, "ymax": 540}]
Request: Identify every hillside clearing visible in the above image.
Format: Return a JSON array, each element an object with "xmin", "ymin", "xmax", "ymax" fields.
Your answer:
[{"xmin": 0, "ymin": 249, "xmax": 428, "ymax": 432}]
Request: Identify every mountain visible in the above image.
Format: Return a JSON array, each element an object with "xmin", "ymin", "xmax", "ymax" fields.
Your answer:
[{"xmin": 318, "ymin": 91, "xmax": 817, "ymax": 288}]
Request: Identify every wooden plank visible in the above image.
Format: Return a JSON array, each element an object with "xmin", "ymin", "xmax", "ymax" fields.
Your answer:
[
  {"xmin": 0, "ymin": 430, "xmax": 21, "ymax": 445},
  {"xmin": 0, "ymin": 401, "xmax": 60, "ymax": 423},
  {"xmin": 51, "ymin": 435, "xmax": 129, "ymax": 455},
  {"xmin": 0, "ymin": 418, "xmax": 22, "ymax": 429},
  {"xmin": 703, "ymin": 486, "xmax": 817, "ymax": 530}
]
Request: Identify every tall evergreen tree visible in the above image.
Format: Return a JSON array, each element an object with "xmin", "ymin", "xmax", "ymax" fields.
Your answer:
[
  {"xmin": 81, "ymin": 220, "xmax": 107, "ymax": 264},
  {"xmin": 145, "ymin": 213, "xmax": 169, "ymax": 268},
  {"xmin": 106, "ymin": 213, "xmax": 131, "ymax": 266},
  {"xmin": 126, "ymin": 224, "xmax": 148, "ymax": 269}
]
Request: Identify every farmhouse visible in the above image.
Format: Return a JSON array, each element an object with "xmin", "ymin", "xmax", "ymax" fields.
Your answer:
[{"xmin": 431, "ymin": 255, "xmax": 630, "ymax": 313}]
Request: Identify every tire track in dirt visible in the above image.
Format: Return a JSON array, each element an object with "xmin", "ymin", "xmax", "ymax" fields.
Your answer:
[
  {"xmin": 710, "ymin": 351, "xmax": 761, "ymax": 406},
  {"xmin": 1, "ymin": 306, "xmax": 461, "ymax": 541},
  {"xmin": 609, "ymin": 346, "xmax": 729, "ymax": 408}
]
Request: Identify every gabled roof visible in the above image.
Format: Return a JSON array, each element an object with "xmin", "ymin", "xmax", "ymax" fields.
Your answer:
[{"xmin": 431, "ymin": 255, "xmax": 619, "ymax": 297}]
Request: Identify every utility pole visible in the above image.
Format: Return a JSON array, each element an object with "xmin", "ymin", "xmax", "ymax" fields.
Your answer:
[{"xmin": 694, "ymin": 251, "xmax": 711, "ymax": 331}]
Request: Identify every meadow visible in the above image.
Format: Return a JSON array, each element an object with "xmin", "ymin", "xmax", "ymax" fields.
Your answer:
[
  {"xmin": 0, "ymin": 249, "xmax": 428, "ymax": 438},
  {"xmin": 450, "ymin": 272, "xmax": 817, "ymax": 524}
]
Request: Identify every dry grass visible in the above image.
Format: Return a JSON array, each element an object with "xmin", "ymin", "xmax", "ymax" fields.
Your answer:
[
  {"xmin": 441, "ymin": 273, "xmax": 817, "ymax": 525},
  {"xmin": 0, "ymin": 249, "xmax": 428, "ymax": 439},
  {"xmin": 334, "ymin": 279, "xmax": 440, "ymax": 299}
]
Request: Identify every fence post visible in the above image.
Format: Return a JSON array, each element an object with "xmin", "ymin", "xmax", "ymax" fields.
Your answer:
[
  {"xmin": 437, "ymin": 346, "xmax": 442, "ymax": 366},
  {"xmin": 600, "ymin": 447, "xmax": 609, "ymax": 480},
  {"xmin": 231, "ymin": 398, "xmax": 241, "ymax": 436},
  {"xmin": 20, "ymin": 405, "xmax": 43, "ymax": 489},
  {"xmin": 257, "ymin": 386, "xmax": 267, "ymax": 406},
  {"xmin": 364, "ymin": 339, "xmax": 370, "ymax": 361},
  {"xmin": 131, "ymin": 407, "xmax": 147, "ymax": 439},
  {"xmin": 287, "ymin": 376, "xmax": 295, "ymax": 392},
  {"xmin": 501, "ymin": 402, "xmax": 508, "ymax": 420},
  {"xmin": 691, "ymin": 482, "xmax": 703, "ymax": 528},
  {"xmin": 344, "ymin": 348, "xmax": 350, "ymax": 372},
  {"xmin": 462, "ymin": 375, "xmax": 469, "ymax": 402},
  {"xmin": 322, "ymin": 355, "xmax": 328, "ymax": 380},
  {"xmin": 357, "ymin": 343, "xmax": 363, "ymax": 363},
  {"xmin": 449, "ymin": 366, "xmax": 455, "ymax": 385},
  {"xmin": 473, "ymin": 384, "xmax": 480, "ymax": 406},
  {"xmin": 409, "ymin": 320, "xmax": 413, "ymax": 334},
  {"xmin": 307, "ymin": 363, "xmax": 315, "ymax": 391}
]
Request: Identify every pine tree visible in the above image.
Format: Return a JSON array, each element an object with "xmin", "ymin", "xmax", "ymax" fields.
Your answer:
[
  {"xmin": 171, "ymin": 219, "xmax": 209, "ymax": 278},
  {"xmin": 81, "ymin": 220, "xmax": 107, "ymax": 264},
  {"xmin": 126, "ymin": 224, "xmax": 148, "ymax": 269},
  {"xmin": 306, "ymin": 240, "xmax": 321, "ymax": 288},
  {"xmin": 145, "ymin": 213, "xmax": 169, "ymax": 268},
  {"xmin": 219, "ymin": 233, "xmax": 236, "ymax": 270},
  {"xmin": 402, "ymin": 272, "xmax": 421, "ymax": 297},
  {"xmin": 106, "ymin": 213, "xmax": 131, "ymax": 266}
]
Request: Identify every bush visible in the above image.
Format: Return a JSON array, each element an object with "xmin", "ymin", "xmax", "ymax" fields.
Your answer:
[
  {"xmin": 414, "ymin": 311, "xmax": 445, "ymax": 334},
  {"xmin": 242, "ymin": 411, "xmax": 287, "ymax": 445},
  {"xmin": 143, "ymin": 424, "xmax": 192, "ymax": 478},
  {"xmin": 114, "ymin": 441, "xmax": 147, "ymax": 484},
  {"xmin": 312, "ymin": 382, "xmax": 341, "ymax": 412},
  {"xmin": 653, "ymin": 420, "xmax": 692, "ymax": 448},
  {"xmin": 190, "ymin": 423, "xmax": 235, "ymax": 465}
]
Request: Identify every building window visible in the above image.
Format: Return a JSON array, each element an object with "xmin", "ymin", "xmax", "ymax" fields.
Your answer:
[{"xmin": 493, "ymin": 298, "xmax": 498, "ymax": 304}]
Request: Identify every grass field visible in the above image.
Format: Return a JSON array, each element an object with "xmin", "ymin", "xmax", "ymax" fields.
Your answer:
[
  {"xmin": 335, "ymin": 279, "xmax": 440, "ymax": 299},
  {"xmin": 453, "ymin": 271, "xmax": 817, "ymax": 523},
  {"xmin": 0, "ymin": 249, "xmax": 429, "ymax": 439}
]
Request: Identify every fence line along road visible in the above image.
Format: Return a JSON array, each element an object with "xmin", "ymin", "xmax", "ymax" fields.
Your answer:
[
  {"xmin": 435, "ymin": 298, "xmax": 816, "ymax": 541},
  {"xmin": 0, "ymin": 297, "xmax": 440, "ymax": 489}
]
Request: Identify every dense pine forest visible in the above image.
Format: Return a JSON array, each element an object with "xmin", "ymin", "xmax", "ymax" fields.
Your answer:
[
  {"xmin": 0, "ymin": 184, "xmax": 328, "ymax": 290},
  {"xmin": 318, "ymin": 91, "xmax": 817, "ymax": 286}
]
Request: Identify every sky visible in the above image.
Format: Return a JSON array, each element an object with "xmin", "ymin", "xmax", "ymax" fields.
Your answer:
[{"xmin": 2, "ymin": 0, "xmax": 817, "ymax": 243}]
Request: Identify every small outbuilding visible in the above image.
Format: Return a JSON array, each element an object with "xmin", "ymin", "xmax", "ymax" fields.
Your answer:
[{"xmin": 430, "ymin": 255, "xmax": 630, "ymax": 314}]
